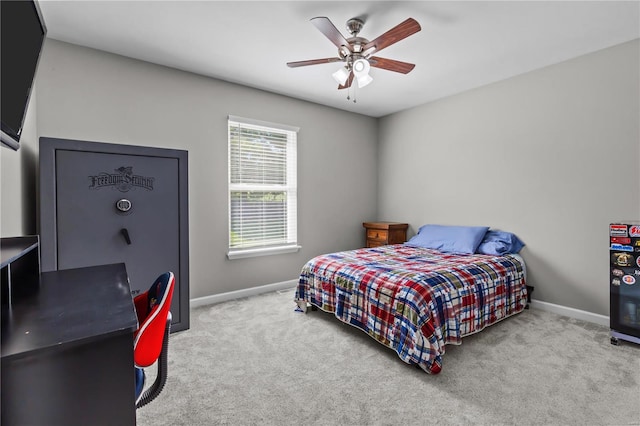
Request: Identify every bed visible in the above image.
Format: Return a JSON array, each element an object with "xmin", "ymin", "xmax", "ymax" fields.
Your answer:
[{"xmin": 294, "ymin": 243, "xmax": 527, "ymax": 374}]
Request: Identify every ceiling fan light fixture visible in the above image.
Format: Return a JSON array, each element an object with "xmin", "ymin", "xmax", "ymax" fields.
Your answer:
[
  {"xmin": 353, "ymin": 58, "xmax": 370, "ymax": 77},
  {"xmin": 356, "ymin": 74, "xmax": 373, "ymax": 88},
  {"xmin": 332, "ymin": 67, "xmax": 350, "ymax": 85}
]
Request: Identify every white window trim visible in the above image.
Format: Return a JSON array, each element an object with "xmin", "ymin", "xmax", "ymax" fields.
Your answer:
[
  {"xmin": 228, "ymin": 115, "xmax": 300, "ymax": 133},
  {"xmin": 227, "ymin": 115, "xmax": 301, "ymax": 260},
  {"xmin": 227, "ymin": 244, "xmax": 302, "ymax": 260}
]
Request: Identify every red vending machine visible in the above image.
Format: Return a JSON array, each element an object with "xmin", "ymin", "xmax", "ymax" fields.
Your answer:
[{"xmin": 610, "ymin": 222, "xmax": 640, "ymax": 345}]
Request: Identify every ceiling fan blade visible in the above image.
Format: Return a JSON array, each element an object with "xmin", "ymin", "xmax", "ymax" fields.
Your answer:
[
  {"xmin": 363, "ymin": 18, "xmax": 421, "ymax": 55},
  {"xmin": 311, "ymin": 17, "xmax": 352, "ymax": 51},
  {"xmin": 338, "ymin": 71, "xmax": 354, "ymax": 90},
  {"xmin": 369, "ymin": 57, "xmax": 416, "ymax": 74},
  {"xmin": 287, "ymin": 58, "xmax": 342, "ymax": 68}
]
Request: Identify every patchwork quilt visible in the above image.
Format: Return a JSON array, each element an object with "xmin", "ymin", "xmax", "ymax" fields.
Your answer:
[{"xmin": 295, "ymin": 244, "xmax": 527, "ymax": 374}]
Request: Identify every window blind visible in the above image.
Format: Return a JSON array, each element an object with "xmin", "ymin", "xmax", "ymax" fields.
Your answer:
[{"xmin": 228, "ymin": 116, "xmax": 298, "ymax": 254}]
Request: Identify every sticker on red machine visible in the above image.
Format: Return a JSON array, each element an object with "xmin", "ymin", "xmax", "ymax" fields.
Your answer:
[
  {"xmin": 610, "ymin": 244, "xmax": 633, "ymax": 252},
  {"xmin": 612, "ymin": 269, "xmax": 625, "ymax": 277},
  {"xmin": 622, "ymin": 275, "xmax": 636, "ymax": 285},
  {"xmin": 611, "ymin": 237, "xmax": 631, "ymax": 245},
  {"xmin": 610, "ymin": 224, "xmax": 628, "ymax": 236},
  {"xmin": 637, "ymin": 256, "xmax": 640, "ymax": 268},
  {"xmin": 612, "ymin": 252, "xmax": 634, "ymax": 267},
  {"xmin": 629, "ymin": 225, "xmax": 640, "ymax": 237}
]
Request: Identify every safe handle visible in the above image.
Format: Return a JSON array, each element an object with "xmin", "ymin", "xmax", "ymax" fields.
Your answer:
[{"xmin": 121, "ymin": 228, "xmax": 132, "ymax": 245}]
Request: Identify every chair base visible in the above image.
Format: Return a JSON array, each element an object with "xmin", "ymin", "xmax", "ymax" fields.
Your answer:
[{"xmin": 136, "ymin": 316, "xmax": 171, "ymax": 409}]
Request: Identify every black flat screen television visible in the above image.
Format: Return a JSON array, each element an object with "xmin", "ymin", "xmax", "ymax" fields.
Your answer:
[{"xmin": 1, "ymin": 0, "xmax": 47, "ymax": 151}]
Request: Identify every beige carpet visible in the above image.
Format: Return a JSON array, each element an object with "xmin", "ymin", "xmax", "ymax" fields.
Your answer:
[{"xmin": 137, "ymin": 288, "xmax": 640, "ymax": 425}]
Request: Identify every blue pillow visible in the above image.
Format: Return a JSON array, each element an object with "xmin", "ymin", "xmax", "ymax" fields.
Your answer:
[
  {"xmin": 405, "ymin": 224, "xmax": 489, "ymax": 254},
  {"xmin": 476, "ymin": 230, "xmax": 525, "ymax": 255}
]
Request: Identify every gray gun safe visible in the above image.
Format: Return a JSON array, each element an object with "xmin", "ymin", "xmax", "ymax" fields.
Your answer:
[{"xmin": 38, "ymin": 137, "xmax": 189, "ymax": 332}]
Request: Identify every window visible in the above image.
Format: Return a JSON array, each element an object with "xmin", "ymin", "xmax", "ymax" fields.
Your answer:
[{"xmin": 227, "ymin": 115, "xmax": 300, "ymax": 259}]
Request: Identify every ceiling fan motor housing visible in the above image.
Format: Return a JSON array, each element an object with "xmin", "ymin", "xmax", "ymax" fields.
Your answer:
[{"xmin": 345, "ymin": 19, "xmax": 369, "ymax": 56}]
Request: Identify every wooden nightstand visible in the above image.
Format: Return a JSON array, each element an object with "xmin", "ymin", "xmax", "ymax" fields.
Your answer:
[{"xmin": 363, "ymin": 222, "xmax": 409, "ymax": 248}]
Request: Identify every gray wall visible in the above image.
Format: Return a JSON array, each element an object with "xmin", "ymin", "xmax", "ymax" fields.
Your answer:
[
  {"xmin": 378, "ymin": 40, "xmax": 640, "ymax": 316},
  {"xmin": 1, "ymin": 39, "xmax": 378, "ymax": 298},
  {"xmin": 3, "ymin": 37, "xmax": 638, "ymax": 317},
  {"xmin": 1, "ymin": 90, "xmax": 39, "ymax": 237}
]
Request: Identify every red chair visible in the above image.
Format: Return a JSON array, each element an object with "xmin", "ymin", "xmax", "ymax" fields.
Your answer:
[{"xmin": 133, "ymin": 272, "xmax": 175, "ymax": 408}]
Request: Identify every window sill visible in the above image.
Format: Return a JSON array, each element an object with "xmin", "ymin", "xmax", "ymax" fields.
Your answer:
[{"xmin": 227, "ymin": 245, "xmax": 301, "ymax": 260}]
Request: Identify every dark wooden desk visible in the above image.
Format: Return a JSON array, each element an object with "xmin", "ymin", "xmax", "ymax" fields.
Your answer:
[{"xmin": 1, "ymin": 262, "xmax": 138, "ymax": 426}]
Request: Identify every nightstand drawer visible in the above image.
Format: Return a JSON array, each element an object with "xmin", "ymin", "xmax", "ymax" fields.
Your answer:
[
  {"xmin": 367, "ymin": 229, "xmax": 388, "ymax": 241},
  {"xmin": 363, "ymin": 222, "xmax": 408, "ymax": 248}
]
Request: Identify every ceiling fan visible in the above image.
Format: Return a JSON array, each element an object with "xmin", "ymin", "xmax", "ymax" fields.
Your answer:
[{"xmin": 287, "ymin": 16, "xmax": 421, "ymax": 91}]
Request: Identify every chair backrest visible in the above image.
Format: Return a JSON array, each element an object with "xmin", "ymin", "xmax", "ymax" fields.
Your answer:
[{"xmin": 133, "ymin": 272, "xmax": 175, "ymax": 367}]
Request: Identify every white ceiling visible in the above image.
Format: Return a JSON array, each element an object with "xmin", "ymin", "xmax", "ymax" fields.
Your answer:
[{"xmin": 39, "ymin": 1, "xmax": 640, "ymax": 118}]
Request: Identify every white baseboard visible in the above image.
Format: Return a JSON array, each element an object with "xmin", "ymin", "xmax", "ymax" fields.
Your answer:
[
  {"xmin": 190, "ymin": 279, "xmax": 298, "ymax": 309},
  {"xmin": 530, "ymin": 299, "xmax": 609, "ymax": 327}
]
